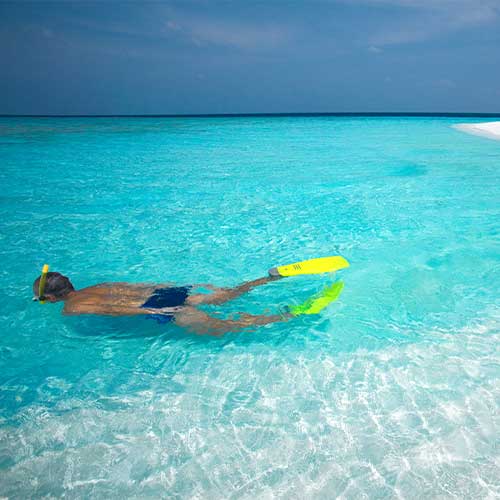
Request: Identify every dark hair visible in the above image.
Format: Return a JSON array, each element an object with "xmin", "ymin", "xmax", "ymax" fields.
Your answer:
[{"xmin": 33, "ymin": 272, "xmax": 75, "ymax": 299}]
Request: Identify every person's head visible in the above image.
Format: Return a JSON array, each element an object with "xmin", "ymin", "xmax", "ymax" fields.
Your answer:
[{"xmin": 32, "ymin": 272, "xmax": 75, "ymax": 302}]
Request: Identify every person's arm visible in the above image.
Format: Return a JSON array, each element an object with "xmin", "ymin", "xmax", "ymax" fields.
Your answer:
[
  {"xmin": 63, "ymin": 301, "xmax": 179, "ymax": 317},
  {"xmin": 187, "ymin": 275, "xmax": 283, "ymax": 306}
]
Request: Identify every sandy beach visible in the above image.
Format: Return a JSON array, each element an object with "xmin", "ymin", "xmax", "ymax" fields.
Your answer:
[{"xmin": 454, "ymin": 121, "xmax": 500, "ymax": 140}]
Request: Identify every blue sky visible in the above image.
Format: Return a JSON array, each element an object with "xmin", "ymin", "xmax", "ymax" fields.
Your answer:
[{"xmin": 1, "ymin": 0, "xmax": 499, "ymax": 114}]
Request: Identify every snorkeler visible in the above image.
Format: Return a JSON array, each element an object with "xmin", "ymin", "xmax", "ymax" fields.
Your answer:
[{"xmin": 32, "ymin": 257, "xmax": 348, "ymax": 336}]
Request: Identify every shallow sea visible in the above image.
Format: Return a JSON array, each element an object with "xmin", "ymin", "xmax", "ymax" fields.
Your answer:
[{"xmin": 0, "ymin": 116, "xmax": 499, "ymax": 498}]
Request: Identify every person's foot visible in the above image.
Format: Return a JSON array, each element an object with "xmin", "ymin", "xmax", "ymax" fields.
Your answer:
[{"xmin": 268, "ymin": 267, "xmax": 281, "ymax": 277}]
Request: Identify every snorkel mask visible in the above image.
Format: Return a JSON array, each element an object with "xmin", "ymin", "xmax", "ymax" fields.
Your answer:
[{"xmin": 35, "ymin": 264, "xmax": 49, "ymax": 303}]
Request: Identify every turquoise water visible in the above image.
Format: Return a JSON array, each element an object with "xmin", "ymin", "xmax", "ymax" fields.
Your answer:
[{"xmin": 0, "ymin": 116, "xmax": 499, "ymax": 497}]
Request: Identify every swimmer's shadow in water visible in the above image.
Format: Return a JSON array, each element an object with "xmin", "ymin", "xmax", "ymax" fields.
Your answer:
[
  {"xmin": 62, "ymin": 312, "xmax": 293, "ymax": 346},
  {"xmin": 62, "ymin": 314, "xmax": 187, "ymax": 341}
]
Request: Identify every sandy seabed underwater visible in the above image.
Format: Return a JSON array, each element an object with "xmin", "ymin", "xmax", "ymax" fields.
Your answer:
[{"xmin": 0, "ymin": 116, "xmax": 499, "ymax": 498}]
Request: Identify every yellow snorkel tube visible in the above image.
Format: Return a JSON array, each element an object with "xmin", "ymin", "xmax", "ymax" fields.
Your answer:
[{"xmin": 38, "ymin": 264, "xmax": 49, "ymax": 304}]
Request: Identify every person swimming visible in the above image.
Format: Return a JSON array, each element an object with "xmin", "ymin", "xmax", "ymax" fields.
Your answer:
[{"xmin": 32, "ymin": 257, "xmax": 347, "ymax": 336}]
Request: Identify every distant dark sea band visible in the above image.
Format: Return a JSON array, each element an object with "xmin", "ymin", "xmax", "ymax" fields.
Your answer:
[{"xmin": 1, "ymin": 112, "xmax": 500, "ymax": 118}]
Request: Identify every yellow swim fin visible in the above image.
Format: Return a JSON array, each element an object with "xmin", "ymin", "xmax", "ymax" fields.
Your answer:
[
  {"xmin": 269, "ymin": 256, "xmax": 349, "ymax": 277},
  {"xmin": 289, "ymin": 281, "xmax": 344, "ymax": 316}
]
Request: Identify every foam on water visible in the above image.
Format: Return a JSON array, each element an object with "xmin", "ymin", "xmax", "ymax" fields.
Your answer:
[{"xmin": 0, "ymin": 116, "xmax": 499, "ymax": 497}]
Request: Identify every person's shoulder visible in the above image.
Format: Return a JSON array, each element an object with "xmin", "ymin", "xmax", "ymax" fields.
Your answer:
[
  {"xmin": 62, "ymin": 290, "xmax": 99, "ymax": 314},
  {"xmin": 92, "ymin": 282, "xmax": 155, "ymax": 289},
  {"xmin": 80, "ymin": 282, "xmax": 133, "ymax": 292},
  {"xmin": 76, "ymin": 284, "xmax": 109, "ymax": 295},
  {"xmin": 62, "ymin": 296, "xmax": 80, "ymax": 314}
]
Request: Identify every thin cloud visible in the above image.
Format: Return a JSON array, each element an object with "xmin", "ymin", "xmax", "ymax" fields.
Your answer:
[
  {"xmin": 347, "ymin": 0, "xmax": 499, "ymax": 46},
  {"xmin": 346, "ymin": 0, "xmax": 497, "ymax": 10},
  {"xmin": 435, "ymin": 78, "xmax": 457, "ymax": 89},
  {"xmin": 165, "ymin": 16, "xmax": 291, "ymax": 51}
]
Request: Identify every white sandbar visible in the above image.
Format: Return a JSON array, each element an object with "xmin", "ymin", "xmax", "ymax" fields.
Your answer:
[{"xmin": 454, "ymin": 121, "xmax": 500, "ymax": 141}]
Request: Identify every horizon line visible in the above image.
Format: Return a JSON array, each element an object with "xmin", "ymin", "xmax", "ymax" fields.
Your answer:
[{"xmin": 1, "ymin": 112, "xmax": 500, "ymax": 119}]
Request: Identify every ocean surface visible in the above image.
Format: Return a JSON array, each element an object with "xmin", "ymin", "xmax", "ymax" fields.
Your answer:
[{"xmin": 0, "ymin": 116, "xmax": 499, "ymax": 498}]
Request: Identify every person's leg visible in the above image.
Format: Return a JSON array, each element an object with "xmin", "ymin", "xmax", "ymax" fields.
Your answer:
[
  {"xmin": 186, "ymin": 275, "xmax": 283, "ymax": 306},
  {"xmin": 174, "ymin": 306, "xmax": 290, "ymax": 336}
]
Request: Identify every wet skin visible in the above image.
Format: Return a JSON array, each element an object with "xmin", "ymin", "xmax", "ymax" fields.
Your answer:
[{"xmin": 45, "ymin": 276, "xmax": 289, "ymax": 336}]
